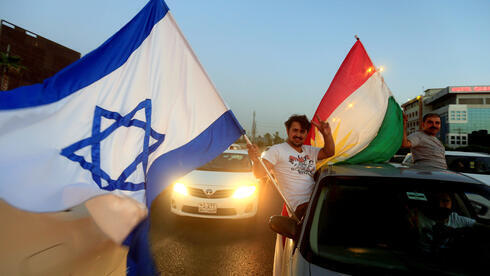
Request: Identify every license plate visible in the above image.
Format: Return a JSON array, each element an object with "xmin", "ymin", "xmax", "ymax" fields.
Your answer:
[{"xmin": 198, "ymin": 202, "xmax": 217, "ymax": 214}]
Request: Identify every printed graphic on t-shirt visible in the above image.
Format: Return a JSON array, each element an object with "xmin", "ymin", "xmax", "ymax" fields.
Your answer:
[{"xmin": 288, "ymin": 154, "xmax": 315, "ymax": 176}]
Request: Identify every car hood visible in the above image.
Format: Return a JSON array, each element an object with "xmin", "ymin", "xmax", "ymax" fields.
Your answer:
[{"xmin": 177, "ymin": 169, "xmax": 257, "ymax": 188}]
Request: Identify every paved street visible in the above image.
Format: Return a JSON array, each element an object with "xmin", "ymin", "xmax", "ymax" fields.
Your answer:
[{"xmin": 150, "ymin": 182, "xmax": 283, "ymax": 275}]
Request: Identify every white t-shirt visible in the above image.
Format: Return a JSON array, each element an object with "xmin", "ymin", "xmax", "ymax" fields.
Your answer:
[{"xmin": 262, "ymin": 142, "xmax": 321, "ymax": 210}]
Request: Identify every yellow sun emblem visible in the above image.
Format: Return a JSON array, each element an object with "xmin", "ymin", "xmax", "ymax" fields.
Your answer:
[{"xmin": 311, "ymin": 120, "xmax": 358, "ymax": 169}]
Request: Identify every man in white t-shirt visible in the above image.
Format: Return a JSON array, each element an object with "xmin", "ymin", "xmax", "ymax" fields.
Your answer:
[{"xmin": 247, "ymin": 114, "xmax": 335, "ymax": 219}]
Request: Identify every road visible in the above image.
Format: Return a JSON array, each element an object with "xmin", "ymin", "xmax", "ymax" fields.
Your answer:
[{"xmin": 150, "ymin": 182, "xmax": 284, "ymax": 275}]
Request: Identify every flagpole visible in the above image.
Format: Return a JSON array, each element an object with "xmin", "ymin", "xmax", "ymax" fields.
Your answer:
[{"xmin": 243, "ymin": 134, "xmax": 300, "ymax": 222}]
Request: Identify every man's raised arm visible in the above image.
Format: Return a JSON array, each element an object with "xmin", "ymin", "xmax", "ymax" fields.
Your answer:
[
  {"xmin": 312, "ymin": 115, "xmax": 335, "ymax": 161},
  {"xmin": 401, "ymin": 113, "xmax": 412, "ymax": 148}
]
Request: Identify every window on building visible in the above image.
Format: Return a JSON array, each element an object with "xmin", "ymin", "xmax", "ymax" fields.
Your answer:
[
  {"xmin": 450, "ymin": 110, "xmax": 467, "ymax": 121},
  {"xmin": 459, "ymin": 98, "xmax": 484, "ymax": 104},
  {"xmin": 485, "ymin": 98, "xmax": 490, "ymax": 104},
  {"xmin": 447, "ymin": 134, "xmax": 468, "ymax": 147}
]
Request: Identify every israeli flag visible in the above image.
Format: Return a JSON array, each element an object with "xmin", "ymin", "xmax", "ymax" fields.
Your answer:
[{"xmin": 0, "ymin": 0, "xmax": 243, "ymax": 214}]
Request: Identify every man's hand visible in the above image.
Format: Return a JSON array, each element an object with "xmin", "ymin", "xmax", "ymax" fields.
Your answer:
[
  {"xmin": 247, "ymin": 143, "xmax": 260, "ymax": 163},
  {"xmin": 401, "ymin": 113, "xmax": 411, "ymax": 148},
  {"xmin": 247, "ymin": 143, "xmax": 273, "ymax": 179},
  {"xmin": 312, "ymin": 114, "xmax": 332, "ymax": 137},
  {"xmin": 313, "ymin": 115, "xmax": 335, "ymax": 160}
]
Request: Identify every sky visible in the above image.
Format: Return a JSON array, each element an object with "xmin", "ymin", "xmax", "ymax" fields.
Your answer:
[{"xmin": 1, "ymin": 0, "xmax": 489, "ymax": 137}]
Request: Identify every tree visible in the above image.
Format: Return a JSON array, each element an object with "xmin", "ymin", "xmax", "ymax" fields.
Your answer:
[
  {"xmin": 0, "ymin": 46, "xmax": 25, "ymax": 91},
  {"xmin": 257, "ymin": 135, "xmax": 264, "ymax": 147},
  {"xmin": 273, "ymin": 131, "xmax": 283, "ymax": 144},
  {"xmin": 264, "ymin": 132, "xmax": 272, "ymax": 146},
  {"xmin": 235, "ymin": 135, "xmax": 246, "ymax": 144}
]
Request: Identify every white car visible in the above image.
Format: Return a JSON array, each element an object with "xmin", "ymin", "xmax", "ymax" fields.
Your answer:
[
  {"xmin": 170, "ymin": 150, "xmax": 259, "ymax": 219},
  {"xmin": 402, "ymin": 151, "xmax": 490, "ymax": 185},
  {"xmin": 228, "ymin": 143, "xmax": 241, "ymax": 150}
]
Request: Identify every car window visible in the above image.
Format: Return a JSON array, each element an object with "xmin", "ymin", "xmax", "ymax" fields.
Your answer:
[
  {"xmin": 447, "ymin": 156, "xmax": 490, "ymax": 175},
  {"xmin": 197, "ymin": 153, "xmax": 251, "ymax": 172},
  {"xmin": 308, "ymin": 180, "xmax": 490, "ymax": 274},
  {"xmin": 465, "ymin": 192, "xmax": 490, "ymax": 220}
]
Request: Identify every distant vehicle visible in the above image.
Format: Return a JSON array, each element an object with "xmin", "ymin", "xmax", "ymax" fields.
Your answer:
[
  {"xmin": 402, "ymin": 151, "xmax": 490, "ymax": 185},
  {"xmin": 171, "ymin": 150, "xmax": 259, "ymax": 219},
  {"xmin": 228, "ymin": 143, "xmax": 241, "ymax": 150},
  {"xmin": 389, "ymin": 154, "xmax": 406, "ymax": 164},
  {"xmin": 269, "ymin": 164, "xmax": 490, "ymax": 275}
]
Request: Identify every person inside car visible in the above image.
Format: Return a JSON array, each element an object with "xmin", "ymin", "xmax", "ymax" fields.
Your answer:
[{"xmin": 410, "ymin": 192, "xmax": 475, "ymax": 252}]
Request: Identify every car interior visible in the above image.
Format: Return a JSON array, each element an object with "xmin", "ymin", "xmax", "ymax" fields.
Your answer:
[{"xmin": 308, "ymin": 179, "xmax": 490, "ymax": 274}]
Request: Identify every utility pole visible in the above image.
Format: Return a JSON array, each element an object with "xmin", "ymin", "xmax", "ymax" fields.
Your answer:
[{"xmin": 251, "ymin": 111, "xmax": 256, "ymax": 143}]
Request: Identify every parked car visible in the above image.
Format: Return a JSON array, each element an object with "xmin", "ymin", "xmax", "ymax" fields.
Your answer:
[
  {"xmin": 228, "ymin": 143, "xmax": 241, "ymax": 150},
  {"xmin": 170, "ymin": 150, "xmax": 259, "ymax": 219},
  {"xmin": 402, "ymin": 151, "xmax": 490, "ymax": 185},
  {"xmin": 389, "ymin": 154, "xmax": 406, "ymax": 164},
  {"xmin": 269, "ymin": 164, "xmax": 490, "ymax": 275}
]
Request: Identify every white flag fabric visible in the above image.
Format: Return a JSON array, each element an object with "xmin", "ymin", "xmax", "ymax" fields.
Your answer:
[{"xmin": 0, "ymin": 0, "xmax": 243, "ymax": 214}]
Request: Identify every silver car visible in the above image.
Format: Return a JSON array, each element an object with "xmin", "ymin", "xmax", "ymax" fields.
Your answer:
[
  {"xmin": 269, "ymin": 164, "xmax": 490, "ymax": 275},
  {"xmin": 402, "ymin": 151, "xmax": 490, "ymax": 185}
]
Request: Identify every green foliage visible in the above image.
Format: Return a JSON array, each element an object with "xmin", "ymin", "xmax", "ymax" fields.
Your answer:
[
  {"xmin": 0, "ymin": 51, "xmax": 23, "ymax": 71},
  {"xmin": 273, "ymin": 131, "xmax": 283, "ymax": 144},
  {"xmin": 0, "ymin": 51, "xmax": 26, "ymax": 90}
]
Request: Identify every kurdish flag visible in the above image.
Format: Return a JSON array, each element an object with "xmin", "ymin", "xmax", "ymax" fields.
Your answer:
[{"xmin": 306, "ymin": 39, "xmax": 403, "ymax": 167}]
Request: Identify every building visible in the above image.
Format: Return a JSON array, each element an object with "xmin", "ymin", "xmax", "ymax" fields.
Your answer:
[
  {"xmin": 423, "ymin": 85, "xmax": 490, "ymax": 148},
  {"xmin": 401, "ymin": 95, "xmax": 423, "ymax": 135},
  {"xmin": 0, "ymin": 20, "xmax": 80, "ymax": 91},
  {"xmin": 401, "ymin": 88, "xmax": 443, "ymax": 135}
]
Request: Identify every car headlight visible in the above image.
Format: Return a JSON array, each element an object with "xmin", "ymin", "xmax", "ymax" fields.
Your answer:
[
  {"xmin": 173, "ymin": 182, "xmax": 188, "ymax": 196},
  {"xmin": 232, "ymin": 185, "xmax": 256, "ymax": 199}
]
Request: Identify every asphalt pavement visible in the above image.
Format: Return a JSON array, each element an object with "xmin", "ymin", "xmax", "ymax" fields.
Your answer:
[{"xmin": 150, "ymin": 181, "xmax": 283, "ymax": 275}]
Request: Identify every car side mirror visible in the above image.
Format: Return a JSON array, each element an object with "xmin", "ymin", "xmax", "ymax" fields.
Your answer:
[{"xmin": 268, "ymin": 215, "xmax": 299, "ymax": 240}]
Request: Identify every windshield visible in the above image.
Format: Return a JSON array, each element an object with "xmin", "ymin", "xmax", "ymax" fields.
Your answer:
[
  {"xmin": 446, "ymin": 155, "xmax": 490, "ymax": 175},
  {"xmin": 308, "ymin": 179, "xmax": 490, "ymax": 275},
  {"xmin": 197, "ymin": 153, "xmax": 252, "ymax": 172}
]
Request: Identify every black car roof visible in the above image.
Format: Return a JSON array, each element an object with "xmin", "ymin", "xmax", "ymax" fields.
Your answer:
[{"xmin": 318, "ymin": 163, "xmax": 484, "ymax": 185}]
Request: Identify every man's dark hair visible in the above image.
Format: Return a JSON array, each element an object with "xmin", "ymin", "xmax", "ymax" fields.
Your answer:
[
  {"xmin": 423, "ymin": 113, "xmax": 441, "ymax": 122},
  {"xmin": 284, "ymin": 114, "xmax": 311, "ymax": 131}
]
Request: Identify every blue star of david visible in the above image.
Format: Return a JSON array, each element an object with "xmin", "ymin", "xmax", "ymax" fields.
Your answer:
[{"xmin": 60, "ymin": 99, "xmax": 165, "ymax": 191}]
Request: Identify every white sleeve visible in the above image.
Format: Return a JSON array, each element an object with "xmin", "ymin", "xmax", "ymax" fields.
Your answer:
[
  {"xmin": 449, "ymin": 212, "xmax": 475, "ymax": 228},
  {"xmin": 262, "ymin": 145, "xmax": 279, "ymax": 166}
]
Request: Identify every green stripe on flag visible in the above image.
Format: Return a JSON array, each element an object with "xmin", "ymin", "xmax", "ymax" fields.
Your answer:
[{"xmin": 341, "ymin": 96, "xmax": 403, "ymax": 164}]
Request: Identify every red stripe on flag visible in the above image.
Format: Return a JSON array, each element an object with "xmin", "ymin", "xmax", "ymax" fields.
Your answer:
[
  {"xmin": 306, "ymin": 40, "xmax": 375, "ymax": 144},
  {"xmin": 281, "ymin": 203, "xmax": 288, "ymax": 246}
]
